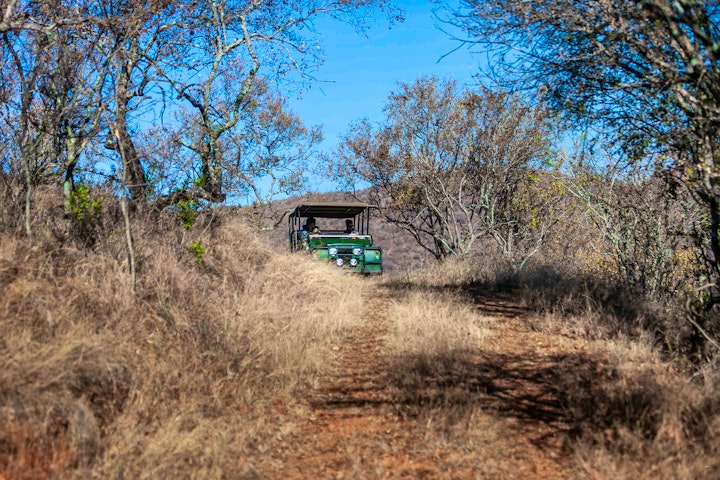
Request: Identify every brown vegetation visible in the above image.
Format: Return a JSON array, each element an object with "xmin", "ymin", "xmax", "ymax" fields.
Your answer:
[
  {"xmin": 1, "ymin": 185, "xmax": 719, "ymax": 478},
  {"xmin": 3, "ymin": 1, "xmax": 719, "ymax": 477},
  {"xmin": 386, "ymin": 262, "xmax": 720, "ymax": 479},
  {"xmin": 0, "ymin": 189, "xmax": 369, "ymax": 478}
]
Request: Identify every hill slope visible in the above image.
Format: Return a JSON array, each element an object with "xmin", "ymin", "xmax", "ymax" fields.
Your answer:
[{"xmin": 1, "ymin": 209, "xmax": 718, "ymax": 479}]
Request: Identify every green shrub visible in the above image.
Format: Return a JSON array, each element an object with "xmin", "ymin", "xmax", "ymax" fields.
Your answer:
[
  {"xmin": 188, "ymin": 240, "xmax": 206, "ymax": 263},
  {"xmin": 69, "ymin": 184, "xmax": 103, "ymax": 221},
  {"xmin": 177, "ymin": 199, "xmax": 199, "ymax": 230}
]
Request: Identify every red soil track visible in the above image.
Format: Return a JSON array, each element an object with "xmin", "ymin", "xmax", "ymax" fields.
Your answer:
[{"xmin": 260, "ymin": 286, "xmax": 585, "ymax": 479}]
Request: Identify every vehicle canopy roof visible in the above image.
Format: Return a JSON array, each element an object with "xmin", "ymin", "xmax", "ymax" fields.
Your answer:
[{"xmin": 288, "ymin": 202, "xmax": 376, "ymax": 219}]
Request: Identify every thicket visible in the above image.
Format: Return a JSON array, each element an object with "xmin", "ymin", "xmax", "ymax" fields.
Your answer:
[
  {"xmin": 0, "ymin": 0, "xmax": 397, "ymax": 230},
  {"xmin": 440, "ymin": 0, "xmax": 720, "ymax": 354},
  {"xmin": 330, "ymin": 76, "xmax": 718, "ymax": 361}
]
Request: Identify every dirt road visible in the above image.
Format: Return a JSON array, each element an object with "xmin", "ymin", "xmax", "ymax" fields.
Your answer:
[{"xmin": 261, "ymin": 285, "xmax": 586, "ymax": 479}]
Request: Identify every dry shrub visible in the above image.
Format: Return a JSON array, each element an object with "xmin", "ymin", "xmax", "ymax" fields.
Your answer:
[
  {"xmin": 389, "ymin": 256, "xmax": 481, "ymax": 288},
  {"xmin": 552, "ymin": 339, "xmax": 720, "ymax": 479},
  {"xmin": 0, "ymin": 233, "xmax": 132, "ymax": 477},
  {"xmin": 504, "ymin": 261, "xmax": 720, "ymax": 478},
  {"xmin": 397, "ymin": 240, "xmax": 698, "ymax": 350},
  {"xmin": 0, "ymin": 417, "xmax": 78, "ymax": 480},
  {"xmin": 386, "ymin": 258, "xmax": 720, "ymax": 478},
  {"xmin": 204, "ymin": 218, "xmax": 367, "ymax": 388},
  {"xmin": 0, "ymin": 173, "xmax": 26, "ymax": 234},
  {"xmin": 0, "ymin": 206, "xmax": 369, "ymax": 479},
  {"xmin": 96, "ymin": 415, "xmax": 264, "ymax": 479},
  {"xmin": 405, "ymin": 255, "xmax": 696, "ymax": 359},
  {"xmin": 569, "ymin": 381, "xmax": 720, "ymax": 479},
  {"xmin": 0, "ymin": 328, "xmax": 126, "ymax": 476},
  {"xmin": 0, "ymin": 182, "xmax": 124, "ymax": 250},
  {"xmin": 513, "ymin": 265, "xmax": 696, "ymax": 358}
]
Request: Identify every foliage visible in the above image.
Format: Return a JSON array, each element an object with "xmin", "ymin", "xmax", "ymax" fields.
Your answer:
[
  {"xmin": 444, "ymin": 0, "xmax": 720, "ymax": 309},
  {"xmin": 553, "ymin": 147, "xmax": 703, "ymax": 303},
  {"xmin": 68, "ymin": 184, "xmax": 103, "ymax": 222},
  {"xmin": 187, "ymin": 240, "xmax": 206, "ymax": 263},
  {"xmin": 330, "ymin": 76, "xmax": 561, "ymax": 268},
  {"xmin": 64, "ymin": 183, "xmax": 109, "ymax": 249},
  {"xmin": 176, "ymin": 198, "xmax": 199, "ymax": 230}
]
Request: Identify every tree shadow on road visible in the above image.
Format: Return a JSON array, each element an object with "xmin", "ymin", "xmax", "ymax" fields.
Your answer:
[{"xmin": 381, "ymin": 347, "xmax": 667, "ymax": 453}]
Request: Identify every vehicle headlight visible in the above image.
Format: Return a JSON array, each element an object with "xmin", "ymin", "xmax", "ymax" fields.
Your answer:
[
  {"xmin": 352, "ymin": 248, "xmax": 363, "ymax": 255},
  {"xmin": 350, "ymin": 258, "xmax": 358, "ymax": 267},
  {"xmin": 336, "ymin": 258, "xmax": 344, "ymax": 266},
  {"xmin": 328, "ymin": 247, "xmax": 338, "ymax": 256}
]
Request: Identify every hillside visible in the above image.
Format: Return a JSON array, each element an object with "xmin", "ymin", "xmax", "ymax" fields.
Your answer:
[
  {"xmin": 2, "ymin": 1, "xmax": 720, "ymax": 476},
  {"xmin": 1, "ymin": 205, "xmax": 719, "ymax": 479}
]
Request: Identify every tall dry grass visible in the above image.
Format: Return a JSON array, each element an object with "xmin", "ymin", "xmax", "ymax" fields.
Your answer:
[
  {"xmin": 556, "ymin": 339, "xmax": 720, "ymax": 479},
  {"xmin": 3, "ymin": 180, "xmax": 719, "ymax": 479},
  {"xmin": 386, "ymin": 257, "xmax": 720, "ymax": 479},
  {"xmin": 0, "ymin": 199, "xmax": 368, "ymax": 479}
]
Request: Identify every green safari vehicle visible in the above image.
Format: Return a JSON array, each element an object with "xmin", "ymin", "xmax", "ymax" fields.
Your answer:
[{"xmin": 288, "ymin": 202, "xmax": 383, "ymax": 274}]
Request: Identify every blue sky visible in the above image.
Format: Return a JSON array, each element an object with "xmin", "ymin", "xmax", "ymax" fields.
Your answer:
[{"xmin": 288, "ymin": 1, "xmax": 482, "ymax": 182}]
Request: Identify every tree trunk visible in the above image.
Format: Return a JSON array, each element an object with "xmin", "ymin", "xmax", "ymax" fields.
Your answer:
[{"xmin": 112, "ymin": 67, "xmax": 147, "ymax": 202}]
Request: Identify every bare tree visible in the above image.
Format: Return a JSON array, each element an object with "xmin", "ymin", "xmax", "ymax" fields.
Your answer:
[
  {"xmin": 1, "ymin": 10, "xmax": 119, "ymax": 249},
  {"xmin": 2, "ymin": 25, "xmax": 61, "ymax": 239},
  {"xmin": 1, "ymin": 0, "xmax": 399, "ymax": 217},
  {"xmin": 562, "ymin": 150, "xmax": 700, "ymax": 299},
  {"xmin": 0, "ymin": 0, "xmax": 114, "ymax": 34},
  {"xmin": 39, "ymin": 25, "xmax": 109, "ymax": 208},
  {"xmin": 331, "ymin": 76, "xmax": 558, "ymax": 267},
  {"xmin": 226, "ymin": 87, "xmax": 322, "ymax": 228},
  {"xmin": 445, "ymin": 0, "xmax": 720, "ymax": 307},
  {"xmin": 0, "ymin": 1, "xmax": 147, "ymax": 221},
  {"xmin": 153, "ymin": 0, "xmax": 394, "ymax": 206},
  {"xmin": 97, "ymin": 0, "xmax": 180, "ymax": 203}
]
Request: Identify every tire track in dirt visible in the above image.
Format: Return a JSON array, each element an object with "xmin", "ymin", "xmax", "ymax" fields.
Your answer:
[
  {"xmin": 264, "ymin": 285, "xmax": 578, "ymax": 479},
  {"xmin": 276, "ymin": 289, "xmax": 441, "ymax": 478}
]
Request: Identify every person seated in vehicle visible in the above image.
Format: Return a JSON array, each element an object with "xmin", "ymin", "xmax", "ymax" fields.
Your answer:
[
  {"xmin": 295, "ymin": 223, "xmax": 308, "ymax": 249},
  {"xmin": 305, "ymin": 217, "xmax": 321, "ymax": 234},
  {"xmin": 344, "ymin": 219, "xmax": 358, "ymax": 234}
]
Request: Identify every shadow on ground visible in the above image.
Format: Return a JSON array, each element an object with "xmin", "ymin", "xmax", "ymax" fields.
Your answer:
[{"xmin": 312, "ymin": 282, "xmax": 668, "ymax": 455}]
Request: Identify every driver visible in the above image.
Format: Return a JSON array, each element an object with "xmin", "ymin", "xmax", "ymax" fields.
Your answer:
[{"xmin": 344, "ymin": 219, "xmax": 357, "ymax": 234}]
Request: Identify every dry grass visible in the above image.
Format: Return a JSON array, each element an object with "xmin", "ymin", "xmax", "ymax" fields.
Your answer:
[
  {"xmin": 390, "ymin": 260, "xmax": 720, "ymax": 480},
  {"xmin": 380, "ymin": 285, "xmax": 494, "ymax": 433},
  {"xmin": 558, "ymin": 350, "xmax": 720, "ymax": 479},
  {"xmin": 2, "ymin": 184, "xmax": 720, "ymax": 479},
  {"xmin": 388, "ymin": 257, "xmax": 482, "ymax": 289},
  {"xmin": 383, "ymin": 289, "xmax": 491, "ymax": 361},
  {"xmin": 0, "ymin": 204, "xmax": 368, "ymax": 479}
]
